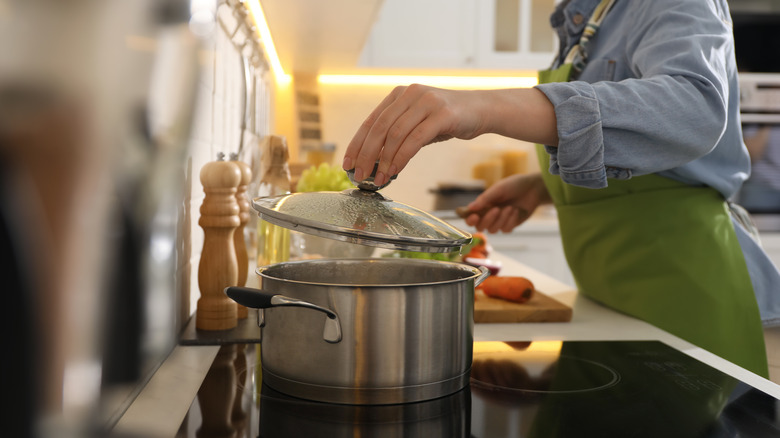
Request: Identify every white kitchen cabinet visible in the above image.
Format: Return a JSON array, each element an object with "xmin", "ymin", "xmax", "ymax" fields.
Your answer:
[
  {"xmin": 358, "ymin": 0, "xmax": 478, "ymax": 69},
  {"xmin": 473, "ymin": 0, "xmax": 559, "ymax": 70},
  {"xmin": 358, "ymin": 0, "xmax": 559, "ymax": 70}
]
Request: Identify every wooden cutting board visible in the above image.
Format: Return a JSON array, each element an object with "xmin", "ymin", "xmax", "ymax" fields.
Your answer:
[{"xmin": 474, "ymin": 289, "xmax": 572, "ymax": 323}]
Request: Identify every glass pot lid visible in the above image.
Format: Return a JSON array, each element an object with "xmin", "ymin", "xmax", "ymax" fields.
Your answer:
[{"xmin": 252, "ymin": 189, "xmax": 472, "ymax": 253}]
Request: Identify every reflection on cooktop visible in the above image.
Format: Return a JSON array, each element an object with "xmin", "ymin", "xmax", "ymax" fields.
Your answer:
[
  {"xmin": 471, "ymin": 341, "xmax": 621, "ymax": 396},
  {"xmin": 176, "ymin": 341, "xmax": 780, "ymax": 438}
]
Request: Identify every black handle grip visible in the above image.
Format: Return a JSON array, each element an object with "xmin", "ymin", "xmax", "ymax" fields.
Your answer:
[{"xmin": 224, "ymin": 286, "xmax": 277, "ymax": 309}]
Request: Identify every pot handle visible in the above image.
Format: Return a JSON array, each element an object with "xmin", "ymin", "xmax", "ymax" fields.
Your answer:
[
  {"xmin": 474, "ymin": 265, "xmax": 491, "ymax": 287},
  {"xmin": 224, "ymin": 286, "xmax": 342, "ymax": 343}
]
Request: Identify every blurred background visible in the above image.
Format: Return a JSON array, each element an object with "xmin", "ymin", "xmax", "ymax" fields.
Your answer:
[
  {"xmin": 0, "ymin": 0, "xmax": 261, "ymax": 435},
  {"xmin": 3, "ymin": 0, "xmax": 780, "ymax": 436}
]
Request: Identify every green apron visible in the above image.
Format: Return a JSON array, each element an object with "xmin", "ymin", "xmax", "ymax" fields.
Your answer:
[{"xmin": 536, "ymin": 7, "xmax": 768, "ymax": 377}]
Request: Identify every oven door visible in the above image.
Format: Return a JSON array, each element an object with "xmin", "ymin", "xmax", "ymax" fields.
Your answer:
[{"xmin": 737, "ymin": 73, "xmax": 780, "ymax": 221}]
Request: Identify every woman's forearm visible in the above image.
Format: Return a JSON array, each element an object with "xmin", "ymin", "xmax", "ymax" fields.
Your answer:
[{"xmin": 476, "ymin": 88, "xmax": 559, "ymax": 147}]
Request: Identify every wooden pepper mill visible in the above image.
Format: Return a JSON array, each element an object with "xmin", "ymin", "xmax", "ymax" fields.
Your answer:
[
  {"xmin": 230, "ymin": 153, "xmax": 252, "ymax": 319},
  {"xmin": 196, "ymin": 152, "xmax": 241, "ymax": 330}
]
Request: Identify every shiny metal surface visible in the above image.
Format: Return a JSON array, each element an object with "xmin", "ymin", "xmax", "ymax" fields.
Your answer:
[
  {"xmin": 258, "ymin": 382, "xmax": 471, "ymax": 437},
  {"xmin": 269, "ymin": 295, "xmax": 342, "ymax": 343},
  {"xmin": 252, "ymin": 188, "xmax": 472, "ymax": 253},
  {"xmin": 252, "ymin": 258, "xmax": 487, "ymax": 405},
  {"xmin": 346, "ymin": 161, "xmax": 397, "ymax": 191}
]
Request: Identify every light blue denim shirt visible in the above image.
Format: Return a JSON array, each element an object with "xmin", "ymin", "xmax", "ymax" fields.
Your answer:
[{"xmin": 535, "ymin": 0, "xmax": 780, "ymax": 326}]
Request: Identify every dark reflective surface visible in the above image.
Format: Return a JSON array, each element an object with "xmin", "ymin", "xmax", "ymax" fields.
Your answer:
[
  {"xmin": 176, "ymin": 341, "xmax": 780, "ymax": 438},
  {"xmin": 470, "ymin": 341, "xmax": 780, "ymax": 438},
  {"xmin": 257, "ymin": 383, "xmax": 470, "ymax": 437}
]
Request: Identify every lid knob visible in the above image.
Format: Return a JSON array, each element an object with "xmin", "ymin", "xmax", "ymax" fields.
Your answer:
[{"xmin": 346, "ymin": 161, "xmax": 397, "ymax": 192}]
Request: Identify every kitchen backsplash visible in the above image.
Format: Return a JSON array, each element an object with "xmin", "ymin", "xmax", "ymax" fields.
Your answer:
[{"xmin": 182, "ymin": 3, "xmax": 272, "ymax": 318}]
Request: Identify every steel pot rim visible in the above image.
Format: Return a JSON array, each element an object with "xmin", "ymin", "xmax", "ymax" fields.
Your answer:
[{"xmin": 254, "ymin": 257, "xmax": 489, "ymax": 288}]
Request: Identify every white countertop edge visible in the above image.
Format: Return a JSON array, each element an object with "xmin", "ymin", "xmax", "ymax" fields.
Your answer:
[
  {"xmin": 478, "ymin": 251, "xmax": 780, "ymax": 399},
  {"xmin": 112, "ymin": 344, "xmax": 220, "ymax": 438},
  {"xmin": 680, "ymin": 345, "xmax": 780, "ymax": 399}
]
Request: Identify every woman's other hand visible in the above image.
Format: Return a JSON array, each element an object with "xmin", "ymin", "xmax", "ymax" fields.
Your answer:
[{"xmin": 464, "ymin": 173, "xmax": 552, "ymax": 233}]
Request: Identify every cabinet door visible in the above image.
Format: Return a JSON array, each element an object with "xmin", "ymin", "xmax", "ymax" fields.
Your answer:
[
  {"xmin": 358, "ymin": 0, "xmax": 477, "ymax": 69},
  {"xmin": 473, "ymin": 0, "xmax": 559, "ymax": 70}
]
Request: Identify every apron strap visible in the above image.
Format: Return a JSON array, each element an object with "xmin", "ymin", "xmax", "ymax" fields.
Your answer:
[
  {"xmin": 563, "ymin": 0, "xmax": 618, "ymax": 76},
  {"xmin": 728, "ymin": 201, "xmax": 762, "ymax": 245}
]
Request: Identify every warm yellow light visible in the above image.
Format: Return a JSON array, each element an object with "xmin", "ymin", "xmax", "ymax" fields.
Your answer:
[
  {"xmin": 318, "ymin": 74, "xmax": 538, "ymax": 89},
  {"xmin": 472, "ymin": 340, "xmax": 563, "ymax": 354},
  {"xmin": 526, "ymin": 340, "xmax": 563, "ymax": 353},
  {"xmin": 472, "ymin": 341, "xmax": 517, "ymax": 354},
  {"xmin": 244, "ymin": 0, "xmax": 291, "ymax": 85}
]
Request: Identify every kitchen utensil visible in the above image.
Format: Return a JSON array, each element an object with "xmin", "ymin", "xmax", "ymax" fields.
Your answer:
[
  {"xmin": 252, "ymin": 189, "xmax": 470, "ymax": 253},
  {"xmin": 229, "ymin": 168, "xmax": 481, "ymax": 404},
  {"xmin": 455, "ymin": 206, "xmax": 487, "ymax": 219},
  {"xmin": 474, "ymin": 289, "xmax": 572, "ymax": 323},
  {"xmin": 226, "ymin": 258, "xmax": 489, "ymax": 405},
  {"xmin": 455, "ymin": 205, "xmax": 531, "ymax": 221}
]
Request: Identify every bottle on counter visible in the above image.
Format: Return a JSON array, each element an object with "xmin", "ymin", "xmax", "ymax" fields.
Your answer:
[{"xmin": 256, "ymin": 135, "xmax": 292, "ymax": 267}]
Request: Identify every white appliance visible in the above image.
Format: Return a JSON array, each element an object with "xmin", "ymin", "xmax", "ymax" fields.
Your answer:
[{"xmin": 740, "ymin": 73, "xmax": 780, "ymax": 124}]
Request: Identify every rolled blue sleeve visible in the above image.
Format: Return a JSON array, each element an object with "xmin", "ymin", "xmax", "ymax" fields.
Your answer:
[
  {"xmin": 534, "ymin": 0, "xmax": 744, "ymax": 194},
  {"xmin": 538, "ymin": 83, "xmax": 630, "ymax": 188}
]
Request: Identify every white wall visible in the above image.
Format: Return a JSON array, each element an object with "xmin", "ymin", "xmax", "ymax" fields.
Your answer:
[
  {"xmin": 185, "ymin": 5, "xmax": 273, "ymax": 316},
  {"xmin": 318, "ymin": 83, "xmax": 540, "ymax": 212}
]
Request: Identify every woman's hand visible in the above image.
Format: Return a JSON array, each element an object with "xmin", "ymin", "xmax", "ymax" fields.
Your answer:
[
  {"xmin": 464, "ymin": 173, "xmax": 552, "ymax": 233},
  {"xmin": 342, "ymin": 84, "xmax": 487, "ymax": 187},
  {"xmin": 342, "ymin": 84, "xmax": 558, "ymax": 188}
]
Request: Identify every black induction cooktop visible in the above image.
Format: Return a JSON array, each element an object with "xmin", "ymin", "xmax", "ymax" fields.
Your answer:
[{"xmin": 176, "ymin": 340, "xmax": 780, "ymax": 438}]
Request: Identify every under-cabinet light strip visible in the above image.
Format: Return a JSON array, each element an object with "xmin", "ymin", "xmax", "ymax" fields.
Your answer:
[
  {"xmin": 244, "ymin": 0, "xmax": 291, "ymax": 84},
  {"xmin": 317, "ymin": 74, "xmax": 538, "ymax": 89}
]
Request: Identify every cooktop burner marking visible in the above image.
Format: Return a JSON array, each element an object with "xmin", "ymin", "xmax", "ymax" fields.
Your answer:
[{"xmin": 470, "ymin": 355, "xmax": 621, "ymax": 394}]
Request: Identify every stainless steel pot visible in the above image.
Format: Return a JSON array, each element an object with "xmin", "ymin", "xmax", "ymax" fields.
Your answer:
[{"xmin": 226, "ymin": 258, "xmax": 489, "ymax": 405}]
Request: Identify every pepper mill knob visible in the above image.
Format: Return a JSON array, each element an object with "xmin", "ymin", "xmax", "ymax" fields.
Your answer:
[
  {"xmin": 231, "ymin": 153, "xmax": 252, "ymax": 319},
  {"xmin": 196, "ymin": 155, "xmax": 241, "ymax": 330}
]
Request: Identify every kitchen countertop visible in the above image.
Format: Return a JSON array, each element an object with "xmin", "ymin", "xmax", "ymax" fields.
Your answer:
[
  {"xmin": 112, "ymin": 251, "xmax": 780, "ymax": 437},
  {"xmin": 753, "ymin": 213, "xmax": 780, "ymax": 232},
  {"xmin": 477, "ymin": 252, "xmax": 780, "ymax": 399}
]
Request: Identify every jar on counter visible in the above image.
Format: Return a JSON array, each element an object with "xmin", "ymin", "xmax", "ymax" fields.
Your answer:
[
  {"xmin": 301, "ymin": 142, "xmax": 336, "ymax": 167},
  {"xmin": 256, "ymin": 135, "xmax": 293, "ymax": 267}
]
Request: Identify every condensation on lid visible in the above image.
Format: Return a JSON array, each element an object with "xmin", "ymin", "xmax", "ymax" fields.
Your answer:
[{"xmin": 252, "ymin": 189, "xmax": 472, "ymax": 253}]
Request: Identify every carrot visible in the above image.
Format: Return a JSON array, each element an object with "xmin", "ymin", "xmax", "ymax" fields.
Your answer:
[
  {"xmin": 471, "ymin": 232, "xmax": 489, "ymax": 254},
  {"xmin": 476, "ymin": 276, "xmax": 535, "ymax": 304},
  {"xmin": 465, "ymin": 247, "xmax": 489, "ymax": 260},
  {"xmin": 462, "ymin": 232, "xmax": 490, "ymax": 260}
]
